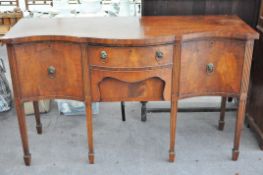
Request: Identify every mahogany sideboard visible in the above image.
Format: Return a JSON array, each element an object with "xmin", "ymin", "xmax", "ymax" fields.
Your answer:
[{"xmin": 1, "ymin": 16, "xmax": 259, "ymax": 165}]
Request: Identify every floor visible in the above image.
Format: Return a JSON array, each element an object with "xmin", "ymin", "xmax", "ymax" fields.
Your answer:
[{"xmin": 1, "ymin": 47, "xmax": 263, "ymax": 175}]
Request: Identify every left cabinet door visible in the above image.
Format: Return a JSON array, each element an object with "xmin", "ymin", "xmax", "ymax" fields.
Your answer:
[{"xmin": 13, "ymin": 42, "xmax": 84, "ymax": 101}]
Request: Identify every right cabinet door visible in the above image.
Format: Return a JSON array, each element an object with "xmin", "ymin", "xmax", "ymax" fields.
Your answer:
[{"xmin": 179, "ymin": 38, "xmax": 245, "ymax": 98}]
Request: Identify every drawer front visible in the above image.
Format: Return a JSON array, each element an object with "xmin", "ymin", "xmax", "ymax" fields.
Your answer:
[
  {"xmin": 91, "ymin": 68, "xmax": 172, "ymax": 102},
  {"xmin": 14, "ymin": 42, "xmax": 84, "ymax": 100},
  {"xmin": 180, "ymin": 39, "xmax": 245, "ymax": 97},
  {"xmin": 88, "ymin": 45, "xmax": 173, "ymax": 68}
]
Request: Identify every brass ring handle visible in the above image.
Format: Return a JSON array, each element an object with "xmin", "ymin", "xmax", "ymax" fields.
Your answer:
[
  {"xmin": 155, "ymin": 51, "xmax": 164, "ymax": 60},
  {"xmin": 206, "ymin": 63, "xmax": 215, "ymax": 74},
  {"xmin": 47, "ymin": 66, "xmax": 56, "ymax": 78},
  {"xmin": 100, "ymin": 51, "xmax": 108, "ymax": 61}
]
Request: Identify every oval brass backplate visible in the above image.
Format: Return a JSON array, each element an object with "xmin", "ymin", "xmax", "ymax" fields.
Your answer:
[
  {"xmin": 100, "ymin": 51, "xmax": 108, "ymax": 62},
  {"xmin": 155, "ymin": 51, "xmax": 164, "ymax": 61},
  {"xmin": 47, "ymin": 66, "xmax": 56, "ymax": 79},
  {"xmin": 206, "ymin": 63, "xmax": 215, "ymax": 74}
]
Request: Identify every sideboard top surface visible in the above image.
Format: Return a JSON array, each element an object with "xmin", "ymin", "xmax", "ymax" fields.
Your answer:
[{"xmin": 2, "ymin": 16, "xmax": 259, "ymax": 45}]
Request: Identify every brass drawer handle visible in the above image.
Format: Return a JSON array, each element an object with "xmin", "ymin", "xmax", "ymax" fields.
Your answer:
[
  {"xmin": 47, "ymin": 66, "xmax": 56, "ymax": 78},
  {"xmin": 100, "ymin": 51, "xmax": 108, "ymax": 62},
  {"xmin": 155, "ymin": 51, "xmax": 164, "ymax": 61},
  {"xmin": 206, "ymin": 63, "xmax": 215, "ymax": 74}
]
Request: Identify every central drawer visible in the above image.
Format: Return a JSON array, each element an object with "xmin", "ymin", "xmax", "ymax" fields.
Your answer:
[
  {"xmin": 89, "ymin": 44, "xmax": 174, "ymax": 102},
  {"xmin": 91, "ymin": 68, "xmax": 172, "ymax": 102},
  {"xmin": 88, "ymin": 45, "xmax": 173, "ymax": 69}
]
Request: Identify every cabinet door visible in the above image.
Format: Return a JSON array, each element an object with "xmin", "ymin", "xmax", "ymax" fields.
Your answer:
[
  {"xmin": 180, "ymin": 39, "xmax": 245, "ymax": 98},
  {"xmin": 14, "ymin": 42, "xmax": 84, "ymax": 101}
]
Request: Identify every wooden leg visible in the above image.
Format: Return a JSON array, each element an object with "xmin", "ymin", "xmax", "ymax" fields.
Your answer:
[
  {"xmin": 218, "ymin": 96, "xmax": 227, "ymax": 131},
  {"xmin": 33, "ymin": 101, "xmax": 42, "ymax": 134},
  {"xmin": 121, "ymin": 102, "xmax": 126, "ymax": 121},
  {"xmin": 85, "ymin": 100, "xmax": 94, "ymax": 164},
  {"xmin": 141, "ymin": 101, "xmax": 147, "ymax": 122},
  {"xmin": 232, "ymin": 98, "xmax": 247, "ymax": 161},
  {"xmin": 15, "ymin": 100, "xmax": 31, "ymax": 166},
  {"xmin": 169, "ymin": 96, "xmax": 178, "ymax": 162},
  {"xmin": 232, "ymin": 40, "xmax": 254, "ymax": 160}
]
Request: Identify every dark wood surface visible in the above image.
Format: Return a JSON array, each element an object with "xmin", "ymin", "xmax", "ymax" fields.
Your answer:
[
  {"xmin": 258, "ymin": 1, "xmax": 263, "ymax": 28},
  {"xmin": 1, "ymin": 16, "xmax": 258, "ymax": 165},
  {"xmin": 247, "ymin": 1, "xmax": 263, "ymax": 149},
  {"xmin": 142, "ymin": 0, "xmax": 260, "ymax": 28}
]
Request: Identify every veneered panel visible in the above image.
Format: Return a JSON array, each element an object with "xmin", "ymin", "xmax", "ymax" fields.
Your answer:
[
  {"xmin": 88, "ymin": 45, "xmax": 173, "ymax": 69},
  {"xmin": 180, "ymin": 39, "xmax": 245, "ymax": 97},
  {"xmin": 14, "ymin": 42, "xmax": 84, "ymax": 100}
]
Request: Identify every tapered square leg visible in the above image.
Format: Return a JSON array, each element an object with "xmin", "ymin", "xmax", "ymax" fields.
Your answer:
[
  {"xmin": 89, "ymin": 153, "xmax": 94, "ymax": 164},
  {"xmin": 33, "ymin": 101, "xmax": 42, "ymax": 134},
  {"xmin": 218, "ymin": 97, "xmax": 227, "ymax": 131},
  {"xmin": 141, "ymin": 101, "xmax": 147, "ymax": 122},
  {"xmin": 218, "ymin": 121, "xmax": 225, "ymax": 131},
  {"xmin": 231, "ymin": 41, "xmax": 254, "ymax": 161},
  {"xmin": 82, "ymin": 46, "xmax": 95, "ymax": 164},
  {"xmin": 23, "ymin": 153, "xmax": 31, "ymax": 166},
  {"xmin": 121, "ymin": 102, "xmax": 126, "ymax": 122},
  {"xmin": 85, "ymin": 100, "xmax": 95, "ymax": 164},
  {"xmin": 232, "ymin": 149, "xmax": 239, "ymax": 161},
  {"xmin": 169, "ymin": 95, "xmax": 178, "ymax": 163},
  {"xmin": 15, "ymin": 100, "xmax": 31, "ymax": 166},
  {"xmin": 169, "ymin": 44, "xmax": 180, "ymax": 163},
  {"xmin": 36, "ymin": 124, "xmax": 42, "ymax": 134},
  {"xmin": 169, "ymin": 151, "xmax": 175, "ymax": 162},
  {"xmin": 232, "ymin": 98, "xmax": 246, "ymax": 161}
]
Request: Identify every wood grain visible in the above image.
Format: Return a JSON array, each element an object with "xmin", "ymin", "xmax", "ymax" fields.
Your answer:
[
  {"xmin": 91, "ymin": 68, "xmax": 172, "ymax": 102},
  {"xmin": 180, "ymin": 38, "xmax": 245, "ymax": 98},
  {"xmin": 233, "ymin": 40, "xmax": 254, "ymax": 160},
  {"xmin": 88, "ymin": 45, "xmax": 173, "ymax": 69},
  {"xmin": 13, "ymin": 42, "xmax": 84, "ymax": 101}
]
